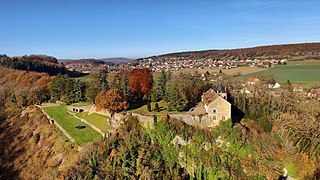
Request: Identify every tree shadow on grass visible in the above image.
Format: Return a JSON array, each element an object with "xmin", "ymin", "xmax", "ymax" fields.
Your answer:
[
  {"xmin": 126, "ymin": 101, "xmax": 147, "ymax": 111},
  {"xmin": 158, "ymin": 107, "xmax": 166, "ymax": 112}
]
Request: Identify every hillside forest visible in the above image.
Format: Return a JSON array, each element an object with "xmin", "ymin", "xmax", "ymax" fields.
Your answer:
[{"xmin": 142, "ymin": 43, "xmax": 320, "ymax": 61}]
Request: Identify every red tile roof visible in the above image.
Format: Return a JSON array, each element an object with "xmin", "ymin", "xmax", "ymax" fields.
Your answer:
[{"xmin": 247, "ymin": 78, "xmax": 260, "ymax": 83}]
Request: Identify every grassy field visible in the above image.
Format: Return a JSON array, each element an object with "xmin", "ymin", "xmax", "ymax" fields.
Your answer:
[
  {"xmin": 76, "ymin": 112, "xmax": 113, "ymax": 132},
  {"xmin": 129, "ymin": 101, "xmax": 183, "ymax": 114},
  {"xmin": 42, "ymin": 105, "xmax": 101, "ymax": 146},
  {"xmin": 234, "ymin": 60, "xmax": 320, "ymax": 88},
  {"xmin": 287, "ymin": 60, "xmax": 320, "ymax": 65}
]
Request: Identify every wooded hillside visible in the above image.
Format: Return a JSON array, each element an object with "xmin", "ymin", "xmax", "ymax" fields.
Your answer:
[
  {"xmin": 142, "ymin": 42, "xmax": 320, "ymax": 60},
  {"xmin": 0, "ymin": 67, "xmax": 52, "ymax": 110},
  {"xmin": 0, "ymin": 54, "xmax": 84, "ymax": 77}
]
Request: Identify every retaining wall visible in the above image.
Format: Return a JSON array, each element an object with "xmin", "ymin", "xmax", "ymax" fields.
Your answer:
[
  {"xmin": 169, "ymin": 114, "xmax": 212, "ymax": 128},
  {"xmin": 131, "ymin": 113, "xmax": 155, "ymax": 129},
  {"xmin": 67, "ymin": 111, "xmax": 111, "ymax": 138},
  {"xmin": 67, "ymin": 105, "xmax": 91, "ymax": 113},
  {"xmin": 36, "ymin": 105, "xmax": 78, "ymax": 146}
]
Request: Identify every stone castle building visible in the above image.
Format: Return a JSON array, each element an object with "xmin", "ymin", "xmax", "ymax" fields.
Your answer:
[{"xmin": 201, "ymin": 84, "xmax": 231, "ymax": 126}]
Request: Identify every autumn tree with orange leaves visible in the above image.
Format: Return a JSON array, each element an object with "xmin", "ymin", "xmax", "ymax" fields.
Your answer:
[
  {"xmin": 128, "ymin": 68, "xmax": 152, "ymax": 99},
  {"xmin": 95, "ymin": 89, "xmax": 128, "ymax": 112}
]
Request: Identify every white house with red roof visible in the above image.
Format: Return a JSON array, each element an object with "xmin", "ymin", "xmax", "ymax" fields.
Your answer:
[{"xmin": 246, "ymin": 78, "xmax": 260, "ymax": 86}]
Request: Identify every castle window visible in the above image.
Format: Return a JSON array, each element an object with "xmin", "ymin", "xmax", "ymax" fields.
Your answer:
[
  {"xmin": 222, "ymin": 116, "xmax": 225, "ymax": 120},
  {"xmin": 212, "ymin": 116, "xmax": 216, "ymax": 120},
  {"xmin": 213, "ymin": 108, "xmax": 217, "ymax": 114}
]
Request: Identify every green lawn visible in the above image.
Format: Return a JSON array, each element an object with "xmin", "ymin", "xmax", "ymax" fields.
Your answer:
[
  {"xmin": 234, "ymin": 60, "xmax": 320, "ymax": 88},
  {"xmin": 129, "ymin": 101, "xmax": 182, "ymax": 114},
  {"xmin": 289, "ymin": 56, "xmax": 305, "ymax": 61},
  {"xmin": 287, "ymin": 60, "xmax": 320, "ymax": 65},
  {"xmin": 76, "ymin": 112, "xmax": 113, "ymax": 132},
  {"xmin": 42, "ymin": 105, "xmax": 102, "ymax": 146}
]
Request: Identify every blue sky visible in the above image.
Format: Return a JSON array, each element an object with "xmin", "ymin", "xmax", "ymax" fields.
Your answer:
[{"xmin": 1, "ymin": 0, "xmax": 320, "ymax": 59}]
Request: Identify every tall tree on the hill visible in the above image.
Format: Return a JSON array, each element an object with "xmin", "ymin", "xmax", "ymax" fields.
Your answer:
[
  {"xmin": 73, "ymin": 79, "xmax": 85, "ymax": 102},
  {"xmin": 176, "ymin": 72, "xmax": 210, "ymax": 104},
  {"xmin": 111, "ymin": 73, "xmax": 121, "ymax": 89},
  {"xmin": 50, "ymin": 74, "xmax": 84, "ymax": 104},
  {"xmin": 65, "ymin": 78, "xmax": 75, "ymax": 104},
  {"xmin": 111, "ymin": 71, "xmax": 131, "ymax": 101},
  {"xmin": 121, "ymin": 73, "xmax": 130, "ymax": 99},
  {"xmin": 165, "ymin": 80, "xmax": 187, "ymax": 111},
  {"xmin": 86, "ymin": 69, "xmax": 110, "ymax": 102},
  {"xmin": 50, "ymin": 74, "xmax": 69, "ymax": 100},
  {"xmin": 128, "ymin": 68, "xmax": 153, "ymax": 99},
  {"xmin": 96, "ymin": 69, "xmax": 109, "ymax": 92},
  {"xmin": 156, "ymin": 71, "xmax": 170, "ymax": 100},
  {"xmin": 85, "ymin": 82, "xmax": 100, "ymax": 102}
]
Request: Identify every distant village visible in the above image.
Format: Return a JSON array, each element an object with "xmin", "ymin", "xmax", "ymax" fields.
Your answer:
[
  {"xmin": 64, "ymin": 56, "xmax": 288, "ymax": 73},
  {"xmin": 132, "ymin": 56, "xmax": 287, "ymax": 72}
]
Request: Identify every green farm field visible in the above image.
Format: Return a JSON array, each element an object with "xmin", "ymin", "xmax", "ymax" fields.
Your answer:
[
  {"xmin": 43, "ymin": 105, "xmax": 102, "ymax": 146},
  {"xmin": 234, "ymin": 60, "xmax": 320, "ymax": 87}
]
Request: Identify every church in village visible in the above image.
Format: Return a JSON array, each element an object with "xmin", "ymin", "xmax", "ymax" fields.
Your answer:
[{"xmin": 201, "ymin": 83, "xmax": 232, "ymax": 126}]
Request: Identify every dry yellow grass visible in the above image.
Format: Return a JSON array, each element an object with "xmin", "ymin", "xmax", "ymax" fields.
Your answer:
[
  {"xmin": 223, "ymin": 66, "xmax": 266, "ymax": 75},
  {"xmin": 160, "ymin": 66, "xmax": 266, "ymax": 76},
  {"xmin": 0, "ymin": 106, "xmax": 81, "ymax": 179}
]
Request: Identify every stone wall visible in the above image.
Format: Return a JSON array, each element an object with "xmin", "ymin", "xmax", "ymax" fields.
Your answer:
[
  {"xmin": 86, "ymin": 105, "xmax": 212, "ymax": 129},
  {"xmin": 169, "ymin": 114, "xmax": 212, "ymax": 128},
  {"xmin": 67, "ymin": 105, "xmax": 91, "ymax": 113},
  {"xmin": 88, "ymin": 105, "xmax": 112, "ymax": 117},
  {"xmin": 87, "ymin": 105, "xmax": 134, "ymax": 129},
  {"xmin": 132, "ymin": 113, "xmax": 155, "ymax": 129}
]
